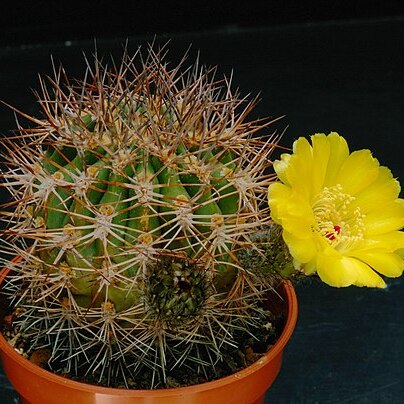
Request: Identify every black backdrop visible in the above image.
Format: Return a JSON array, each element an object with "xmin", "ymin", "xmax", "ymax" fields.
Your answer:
[
  {"xmin": 1, "ymin": 2, "xmax": 404, "ymax": 403},
  {"xmin": 1, "ymin": 1, "xmax": 404, "ymax": 45}
]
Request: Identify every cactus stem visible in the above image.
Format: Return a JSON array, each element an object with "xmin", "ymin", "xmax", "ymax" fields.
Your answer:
[{"xmin": 0, "ymin": 46, "xmax": 280, "ymax": 387}]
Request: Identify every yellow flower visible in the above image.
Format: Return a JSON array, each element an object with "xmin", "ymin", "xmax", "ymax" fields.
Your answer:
[{"xmin": 268, "ymin": 132, "xmax": 404, "ymax": 287}]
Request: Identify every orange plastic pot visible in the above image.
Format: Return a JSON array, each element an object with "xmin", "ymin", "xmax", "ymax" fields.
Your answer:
[{"xmin": 0, "ymin": 266, "xmax": 298, "ymax": 404}]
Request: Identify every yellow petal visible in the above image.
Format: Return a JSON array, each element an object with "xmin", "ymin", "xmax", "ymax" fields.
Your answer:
[
  {"xmin": 268, "ymin": 183, "xmax": 292, "ymax": 225},
  {"xmin": 316, "ymin": 251, "xmax": 358, "ymax": 287},
  {"xmin": 283, "ymin": 230, "xmax": 317, "ymax": 263},
  {"xmin": 369, "ymin": 230, "xmax": 404, "ymax": 251},
  {"xmin": 349, "ymin": 250, "xmax": 404, "ymax": 277},
  {"xmin": 284, "ymin": 137, "xmax": 314, "ymax": 197},
  {"xmin": 311, "ymin": 133, "xmax": 331, "ymax": 194},
  {"xmin": 396, "ymin": 248, "xmax": 404, "ymax": 258},
  {"xmin": 293, "ymin": 136, "xmax": 312, "ymax": 158},
  {"xmin": 337, "ymin": 150, "xmax": 380, "ymax": 195},
  {"xmin": 273, "ymin": 153, "xmax": 292, "ymax": 185},
  {"xmin": 323, "ymin": 132, "xmax": 350, "ymax": 186},
  {"xmin": 354, "ymin": 166, "xmax": 401, "ymax": 213},
  {"xmin": 269, "ymin": 186, "xmax": 314, "ymax": 232},
  {"xmin": 302, "ymin": 258, "xmax": 317, "ymax": 275},
  {"xmin": 278, "ymin": 202, "xmax": 314, "ymax": 236},
  {"xmin": 280, "ymin": 216, "xmax": 312, "ymax": 236},
  {"xmin": 268, "ymin": 182, "xmax": 291, "ymax": 202},
  {"xmin": 317, "ymin": 251, "xmax": 385, "ymax": 288},
  {"xmin": 352, "ymin": 262, "xmax": 386, "ymax": 288},
  {"xmin": 364, "ymin": 199, "xmax": 404, "ymax": 235}
]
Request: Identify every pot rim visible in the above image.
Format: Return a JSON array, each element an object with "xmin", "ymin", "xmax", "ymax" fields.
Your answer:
[{"xmin": 0, "ymin": 261, "xmax": 298, "ymax": 397}]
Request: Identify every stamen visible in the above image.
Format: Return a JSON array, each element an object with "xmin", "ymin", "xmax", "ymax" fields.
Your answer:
[{"xmin": 312, "ymin": 185, "xmax": 365, "ymax": 251}]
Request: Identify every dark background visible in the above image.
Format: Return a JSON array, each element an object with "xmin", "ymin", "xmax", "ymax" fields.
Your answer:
[
  {"xmin": 1, "ymin": 2, "xmax": 404, "ymax": 403},
  {"xmin": 1, "ymin": 1, "xmax": 404, "ymax": 46}
]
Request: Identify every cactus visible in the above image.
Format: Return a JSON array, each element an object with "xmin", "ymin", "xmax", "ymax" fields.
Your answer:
[{"xmin": 0, "ymin": 47, "xmax": 286, "ymax": 388}]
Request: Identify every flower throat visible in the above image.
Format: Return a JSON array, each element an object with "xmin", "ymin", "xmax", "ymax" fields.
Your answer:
[{"xmin": 312, "ymin": 184, "xmax": 365, "ymax": 250}]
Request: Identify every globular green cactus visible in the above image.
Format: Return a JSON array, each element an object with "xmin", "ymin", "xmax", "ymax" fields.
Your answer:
[{"xmin": 0, "ymin": 47, "xmax": 286, "ymax": 387}]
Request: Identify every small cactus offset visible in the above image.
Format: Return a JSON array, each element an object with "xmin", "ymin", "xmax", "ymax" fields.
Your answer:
[{"xmin": 0, "ymin": 47, "xmax": 287, "ymax": 387}]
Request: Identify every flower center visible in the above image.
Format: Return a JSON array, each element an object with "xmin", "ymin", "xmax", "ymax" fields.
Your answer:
[
  {"xmin": 312, "ymin": 184, "xmax": 365, "ymax": 250},
  {"xmin": 325, "ymin": 225, "xmax": 341, "ymax": 241}
]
